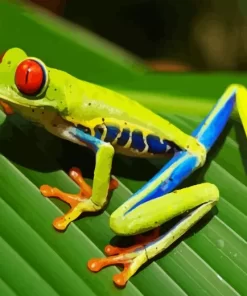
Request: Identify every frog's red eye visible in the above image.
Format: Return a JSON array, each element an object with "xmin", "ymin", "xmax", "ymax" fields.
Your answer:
[{"xmin": 15, "ymin": 59, "xmax": 48, "ymax": 96}]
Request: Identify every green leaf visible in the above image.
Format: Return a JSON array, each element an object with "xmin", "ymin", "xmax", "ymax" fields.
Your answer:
[{"xmin": 0, "ymin": 1, "xmax": 246, "ymax": 296}]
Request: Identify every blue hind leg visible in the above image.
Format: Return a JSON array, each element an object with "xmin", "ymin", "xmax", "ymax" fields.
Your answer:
[
  {"xmin": 192, "ymin": 84, "xmax": 237, "ymax": 151},
  {"xmin": 87, "ymin": 85, "xmax": 247, "ymax": 287}
]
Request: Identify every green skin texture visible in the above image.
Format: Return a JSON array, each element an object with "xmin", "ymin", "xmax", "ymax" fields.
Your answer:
[{"xmin": 0, "ymin": 48, "xmax": 224, "ymax": 283}]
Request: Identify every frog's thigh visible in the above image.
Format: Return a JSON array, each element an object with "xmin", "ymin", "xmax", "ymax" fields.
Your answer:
[{"xmin": 110, "ymin": 183, "xmax": 219, "ymax": 236}]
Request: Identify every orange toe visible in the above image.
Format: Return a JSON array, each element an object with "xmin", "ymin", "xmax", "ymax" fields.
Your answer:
[
  {"xmin": 53, "ymin": 216, "xmax": 68, "ymax": 231},
  {"xmin": 40, "ymin": 185, "xmax": 54, "ymax": 197},
  {"xmin": 113, "ymin": 270, "xmax": 129, "ymax": 287},
  {"xmin": 109, "ymin": 178, "xmax": 119, "ymax": 191},
  {"xmin": 69, "ymin": 167, "xmax": 82, "ymax": 178},
  {"xmin": 69, "ymin": 167, "xmax": 92, "ymax": 197},
  {"xmin": 104, "ymin": 245, "xmax": 120, "ymax": 256},
  {"xmin": 87, "ymin": 258, "xmax": 104, "ymax": 272}
]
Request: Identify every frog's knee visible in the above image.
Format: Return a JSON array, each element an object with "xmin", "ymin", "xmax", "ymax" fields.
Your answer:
[
  {"xmin": 109, "ymin": 212, "xmax": 140, "ymax": 236},
  {"xmin": 110, "ymin": 214, "xmax": 128, "ymax": 236}
]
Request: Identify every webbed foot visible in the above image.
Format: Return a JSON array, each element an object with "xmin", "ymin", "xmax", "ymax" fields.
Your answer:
[
  {"xmin": 40, "ymin": 167, "xmax": 118, "ymax": 230},
  {"xmin": 88, "ymin": 228, "xmax": 160, "ymax": 287}
]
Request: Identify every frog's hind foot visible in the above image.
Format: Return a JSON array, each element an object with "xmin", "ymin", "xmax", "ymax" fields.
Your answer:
[
  {"xmin": 40, "ymin": 167, "xmax": 118, "ymax": 231},
  {"xmin": 88, "ymin": 247, "xmax": 147, "ymax": 287},
  {"xmin": 87, "ymin": 227, "xmax": 160, "ymax": 287}
]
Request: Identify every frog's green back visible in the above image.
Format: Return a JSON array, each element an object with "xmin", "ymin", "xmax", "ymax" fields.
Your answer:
[{"xmin": 69, "ymin": 78, "xmax": 163, "ymax": 124}]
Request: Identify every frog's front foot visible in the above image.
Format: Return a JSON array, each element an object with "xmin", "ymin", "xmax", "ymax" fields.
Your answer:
[
  {"xmin": 0, "ymin": 100, "xmax": 14, "ymax": 115},
  {"xmin": 40, "ymin": 167, "xmax": 118, "ymax": 230},
  {"xmin": 88, "ymin": 228, "xmax": 160, "ymax": 287}
]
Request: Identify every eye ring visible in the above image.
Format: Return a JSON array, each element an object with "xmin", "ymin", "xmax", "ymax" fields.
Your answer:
[{"xmin": 15, "ymin": 58, "xmax": 49, "ymax": 97}]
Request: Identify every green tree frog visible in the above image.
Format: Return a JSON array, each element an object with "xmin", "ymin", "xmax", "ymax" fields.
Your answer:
[{"xmin": 0, "ymin": 48, "xmax": 246, "ymax": 287}]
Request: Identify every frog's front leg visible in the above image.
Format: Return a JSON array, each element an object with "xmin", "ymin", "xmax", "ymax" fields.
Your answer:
[{"xmin": 40, "ymin": 125, "xmax": 118, "ymax": 230}]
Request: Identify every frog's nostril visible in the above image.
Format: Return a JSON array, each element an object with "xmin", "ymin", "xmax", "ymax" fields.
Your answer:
[{"xmin": 0, "ymin": 51, "xmax": 6, "ymax": 63}]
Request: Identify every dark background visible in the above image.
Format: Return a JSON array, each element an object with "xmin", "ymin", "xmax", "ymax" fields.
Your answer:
[{"xmin": 26, "ymin": 0, "xmax": 247, "ymax": 71}]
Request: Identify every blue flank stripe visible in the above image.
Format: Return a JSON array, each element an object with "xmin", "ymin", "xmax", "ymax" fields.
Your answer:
[
  {"xmin": 104, "ymin": 125, "xmax": 119, "ymax": 142},
  {"xmin": 71, "ymin": 127, "xmax": 101, "ymax": 151},
  {"xmin": 93, "ymin": 124, "xmax": 120, "ymax": 143},
  {"xmin": 125, "ymin": 88, "xmax": 236, "ymax": 214},
  {"xmin": 131, "ymin": 130, "xmax": 146, "ymax": 152},
  {"xmin": 94, "ymin": 125, "xmax": 103, "ymax": 139},
  {"xmin": 117, "ymin": 128, "xmax": 130, "ymax": 146},
  {"xmin": 147, "ymin": 135, "xmax": 170, "ymax": 154}
]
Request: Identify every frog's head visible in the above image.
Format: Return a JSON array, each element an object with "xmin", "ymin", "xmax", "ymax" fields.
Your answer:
[{"xmin": 0, "ymin": 48, "xmax": 69, "ymax": 115}]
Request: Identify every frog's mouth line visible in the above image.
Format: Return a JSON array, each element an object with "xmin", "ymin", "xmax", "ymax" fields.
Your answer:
[
  {"xmin": 0, "ymin": 88, "xmax": 56, "ymax": 110},
  {"xmin": 0, "ymin": 93, "xmax": 40, "ymax": 108}
]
